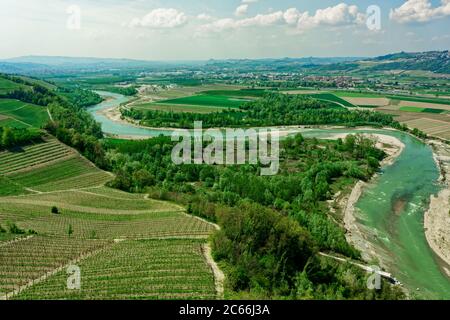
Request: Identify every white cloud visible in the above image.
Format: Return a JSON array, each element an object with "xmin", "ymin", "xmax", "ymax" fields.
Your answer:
[
  {"xmin": 199, "ymin": 11, "xmax": 284, "ymax": 33},
  {"xmin": 238, "ymin": 11, "xmax": 284, "ymax": 27},
  {"xmin": 390, "ymin": 0, "xmax": 450, "ymax": 23},
  {"xmin": 197, "ymin": 13, "xmax": 215, "ymax": 21},
  {"xmin": 296, "ymin": 3, "xmax": 365, "ymax": 31},
  {"xmin": 235, "ymin": 4, "xmax": 249, "ymax": 17},
  {"xmin": 283, "ymin": 8, "xmax": 301, "ymax": 25},
  {"xmin": 198, "ymin": 4, "xmax": 365, "ymax": 35},
  {"xmin": 129, "ymin": 8, "xmax": 187, "ymax": 29},
  {"xmin": 242, "ymin": 0, "xmax": 258, "ymax": 3}
]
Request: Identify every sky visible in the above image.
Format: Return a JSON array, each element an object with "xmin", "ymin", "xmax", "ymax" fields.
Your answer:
[{"xmin": 0, "ymin": 0, "xmax": 449, "ymax": 60}]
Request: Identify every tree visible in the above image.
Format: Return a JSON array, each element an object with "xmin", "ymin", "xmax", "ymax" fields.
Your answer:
[
  {"xmin": 1, "ymin": 127, "xmax": 14, "ymax": 148},
  {"xmin": 132, "ymin": 169, "xmax": 155, "ymax": 190},
  {"xmin": 68, "ymin": 224, "xmax": 74, "ymax": 237}
]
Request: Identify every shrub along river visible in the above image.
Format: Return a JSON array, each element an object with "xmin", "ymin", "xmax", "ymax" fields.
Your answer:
[{"xmin": 89, "ymin": 92, "xmax": 450, "ymax": 299}]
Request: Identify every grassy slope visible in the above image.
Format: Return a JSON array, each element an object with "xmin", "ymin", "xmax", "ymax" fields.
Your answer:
[
  {"xmin": 0, "ymin": 78, "xmax": 29, "ymax": 95},
  {"xmin": 0, "ymin": 99, "xmax": 49, "ymax": 127}
]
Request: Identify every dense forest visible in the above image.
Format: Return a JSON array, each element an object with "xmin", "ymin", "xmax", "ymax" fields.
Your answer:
[{"xmin": 102, "ymin": 134, "xmax": 404, "ymax": 299}]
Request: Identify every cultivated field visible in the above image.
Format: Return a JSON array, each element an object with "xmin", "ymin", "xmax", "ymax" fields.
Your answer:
[
  {"xmin": 0, "ymin": 99, "xmax": 49, "ymax": 127},
  {"xmin": 0, "ymin": 138, "xmax": 219, "ymax": 300},
  {"xmin": 158, "ymin": 94, "xmax": 251, "ymax": 109},
  {"xmin": 0, "ymin": 78, "xmax": 29, "ymax": 95},
  {"xmin": 14, "ymin": 239, "xmax": 216, "ymax": 300},
  {"xmin": 341, "ymin": 97, "xmax": 391, "ymax": 107},
  {"xmin": 133, "ymin": 103, "xmax": 228, "ymax": 114},
  {"xmin": 129, "ymin": 86, "xmax": 261, "ymax": 113}
]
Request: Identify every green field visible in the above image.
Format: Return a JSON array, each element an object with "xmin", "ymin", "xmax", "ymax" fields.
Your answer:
[
  {"xmin": 159, "ymin": 94, "xmax": 252, "ymax": 109},
  {"xmin": 305, "ymin": 93, "xmax": 357, "ymax": 108},
  {"xmin": 199, "ymin": 89, "xmax": 267, "ymax": 98},
  {"xmin": 0, "ymin": 117, "xmax": 31, "ymax": 128},
  {"xmin": 134, "ymin": 103, "xmax": 228, "ymax": 114},
  {"xmin": 388, "ymin": 95, "xmax": 450, "ymax": 106},
  {"xmin": 332, "ymin": 91, "xmax": 382, "ymax": 98},
  {"xmin": 0, "ymin": 78, "xmax": 28, "ymax": 94},
  {"xmin": 0, "ymin": 99, "xmax": 49, "ymax": 127},
  {"xmin": 399, "ymin": 106, "xmax": 445, "ymax": 114}
]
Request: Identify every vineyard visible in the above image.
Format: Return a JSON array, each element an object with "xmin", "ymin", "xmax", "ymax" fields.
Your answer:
[
  {"xmin": 14, "ymin": 239, "xmax": 216, "ymax": 300},
  {"xmin": 0, "ymin": 140, "xmax": 220, "ymax": 299},
  {"xmin": 0, "ymin": 236, "xmax": 111, "ymax": 298},
  {"xmin": 0, "ymin": 137, "xmax": 112, "ymax": 193}
]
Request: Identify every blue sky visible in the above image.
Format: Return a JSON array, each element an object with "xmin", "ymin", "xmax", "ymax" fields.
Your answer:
[{"xmin": 0, "ymin": 0, "xmax": 449, "ymax": 60}]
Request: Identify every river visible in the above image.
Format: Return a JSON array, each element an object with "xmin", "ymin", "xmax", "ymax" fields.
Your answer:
[{"xmin": 88, "ymin": 92, "xmax": 450, "ymax": 299}]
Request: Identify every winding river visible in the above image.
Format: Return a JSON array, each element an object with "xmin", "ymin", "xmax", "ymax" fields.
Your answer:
[{"xmin": 89, "ymin": 92, "xmax": 450, "ymax": 299}]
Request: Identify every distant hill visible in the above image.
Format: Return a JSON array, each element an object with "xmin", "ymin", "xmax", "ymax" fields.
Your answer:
[
  {"xmin": 315, "ymin": 51, "xmax": 450, "ymax": 74},
  {"xmin": 0, "ymin": 51, "xmax": 448, "ymax": 75},
  {"xmin": 0, "ymin": 56, "xmax": 201, "ymax": 75}
]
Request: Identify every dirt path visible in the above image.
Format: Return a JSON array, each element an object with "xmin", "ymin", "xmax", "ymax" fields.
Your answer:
[{"xmin": 202, "ymin": 244, "xmax": 225, "ymax": 299}]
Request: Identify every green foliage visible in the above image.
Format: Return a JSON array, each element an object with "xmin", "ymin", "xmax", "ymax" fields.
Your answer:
[
  {"xmin": 58, "ymin": 88, "xmax": 103, "ymax": 108},
  {"xmin": 7, "ymin": 222, "xmax": 26, "ymax": 235},
  {"xmin": 123, "ymin": 93, "xmax": 398, "ymax": 129},
  {"xmin": 0, "ymin": 127, "xmax": 43, "ymax": 149},
  {"xmin": 51, "ymin": 206, "xmax": 59, "ymax": 214},
  {"xmin": 68, "ymin": 224, "xmax": 74, "ymax": 236},
  {"xmin": 212, "ymin": 201, "xmax": 315, "ymax": 294}
]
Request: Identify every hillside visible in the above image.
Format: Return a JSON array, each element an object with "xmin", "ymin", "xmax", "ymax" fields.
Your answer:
[
  {"xmin": 315, "ymin": 51, "xmax": 450, "ymax": 74},
  {"xmin": 0, "ymin": 136, "xmax": 219, "ymax": 300},
  {"xmin": 0, "ymin": 76, "xmax": 222, "ymax": 300}
]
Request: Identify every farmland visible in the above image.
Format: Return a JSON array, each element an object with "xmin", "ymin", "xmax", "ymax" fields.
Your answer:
[
  {"xmin": 15, "ymin": 239, "xmax": 216, "ymax": 300},
  {"xmin": 123, "ymin": 85, "xmax": 262, "ymax": 114},
  {"xmin": 398, "ymin": 106, "xmax": 445, "ymax": 114},
  {"xmin": 0, "ymin": 135, "xmax": 219, "ymax": 300},
  {"xmin": 158, "ymin": 94, "xmax": 251, "ymax": 109},
  {"xmin": 0, "ymin": 77, "xmax": 29, "ymax": 94},
  {"xmin": 132, "ymin": 103, "xmax": 228, "ymax": 114},
  {"xmin": 284, "ymin": 91, "xmax": 357, "ymax": 108},
  {"xmin": 0, "ymin": 99, "xmax": 48, "ymax": 127}
]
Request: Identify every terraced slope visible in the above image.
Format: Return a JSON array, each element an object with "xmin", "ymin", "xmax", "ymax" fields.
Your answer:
[
  {"xmin": 0, "ymin": 137, "xmax": 112, "ymax": 193},
  {"xmin": 0, "ymin": 142, "xmax": 220, "ymax": 300}
]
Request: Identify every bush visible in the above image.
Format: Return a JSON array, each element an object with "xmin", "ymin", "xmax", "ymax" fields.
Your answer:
[
  {"xmin": 51, "ymin": 206, "xmax": 59, "ymax": 214},
  {"xmin": 7, "ymin": 222, "xmax": 26, "ymax": 234}
]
